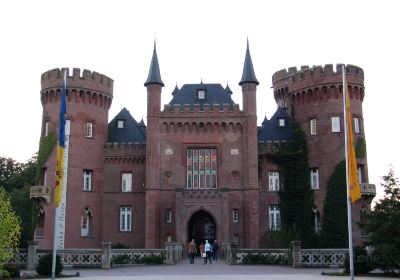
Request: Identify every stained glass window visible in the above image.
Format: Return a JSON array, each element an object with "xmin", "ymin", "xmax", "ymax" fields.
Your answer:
[{"xmin": 187, "ymin": 148, "xmax": 217, "ymax": 189}]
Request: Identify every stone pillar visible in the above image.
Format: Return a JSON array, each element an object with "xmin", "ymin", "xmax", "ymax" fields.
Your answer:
[
  {"xmin": 27, "ymin": 241, "xmax": 38, "ymax": 270},
  {"xmin": 291, "ymin": 240, "xmax": 302, "ymax": 268},
  {"xmin": 101, "ymin": 241, "xmax": 112, "ymax": 269},
  {"xmin": 165, "ymin": 242, "xmax": 183, "ymax": 264}
]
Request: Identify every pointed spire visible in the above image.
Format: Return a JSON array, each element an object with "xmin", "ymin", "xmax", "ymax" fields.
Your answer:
[
  {"xmin": 225, "ymin": 83, "xmax": 233, "ymax": 95},
  {"xmin": 262, "ymin": 115, "xmax": 268, "ymax": 125},
  {"xmin": 138, "ymin": 118, "xmax": 146, "ymax": 128},
  {"xmin": 239, "ymin": 39, "xmax": 259, "ymax": 86},
  {"xmin": 144, "ymin": 40, "xmax": 164, "ymax": 87},
  {"xmin": 172, "ymin": 84, "xmax": 179, "ymax": 95}
]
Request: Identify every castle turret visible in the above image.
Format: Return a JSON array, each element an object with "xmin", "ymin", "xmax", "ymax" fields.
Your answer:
[
  {"xmin": 38, "ymin": 68, "xmax": 113, "ymax": 249},
  {"xmin": 239, "ymin": 41, "xmax": 259, "ymax": 248},
  {"xmin": 272, "ymin": 64, "xmax": 373, "ymax": 244},
  {"xmin": 144, "ymin": 42, "xmax": 163, "ymax": 248}
]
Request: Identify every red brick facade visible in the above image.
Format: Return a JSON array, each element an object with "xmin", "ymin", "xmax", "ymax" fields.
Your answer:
[{"xmin": 35, "ymin": 63, "xmax": 373, "ymax": 249}]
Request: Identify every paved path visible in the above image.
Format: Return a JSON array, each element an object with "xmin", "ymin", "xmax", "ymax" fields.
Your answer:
[{"xmin": 23, "ymin": 257, "xmax": 395, "ymax": 280}]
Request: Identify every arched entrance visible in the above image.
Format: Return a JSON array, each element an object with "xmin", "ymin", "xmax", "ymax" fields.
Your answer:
[{"xmin": 187, "ymin": 210, "xmax": 216, "ymax": 245}]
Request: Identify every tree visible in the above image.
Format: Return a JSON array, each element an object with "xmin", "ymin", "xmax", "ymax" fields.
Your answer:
[
  {"xmin": 320, "ymin": 160, "xmax": 348, "ymax": 248},
  {"xmin": 361, "ymin": 167, "xmax": 400, "ymax": 272},
  {"xmin": 0, "ymin": 157, "xmax": 22, "ymax": 192},
  {"xmin": 269, "ymin": 121, "xmax": 314, "ymax": 246},
  {"xmin": 0, "ymin": 187, "xmax": 21, "ymax": 275}
]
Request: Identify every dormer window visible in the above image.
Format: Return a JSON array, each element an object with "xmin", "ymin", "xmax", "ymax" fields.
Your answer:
[
  {"xmin": 117, "ymin": 120, "xmax": 125, "ymax": 128},
  {"xmin": 278, "ymin": 118, "xmax": 286, "ymax": 127},
  {"xmin": 198, "ymin": 89, "xmax": 205, "ymax": 100}
]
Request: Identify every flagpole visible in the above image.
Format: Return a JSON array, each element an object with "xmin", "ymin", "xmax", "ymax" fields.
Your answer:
[
  {"xmin": 51, "ymin": 70, "xmax": 68, "ymax": 280},
  {"xmin": 342, "ymin": 64, "xmax": 355, "ymax": 280},
  {"xmin": 51, "ymin": 206, "xmax": 59, "ymax": 279}
]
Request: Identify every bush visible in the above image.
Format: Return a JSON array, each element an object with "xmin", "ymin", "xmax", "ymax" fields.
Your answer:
[
  {"xmin": 36, "ymin": 253, "xmax": 63, "ymax": 276},
  {"xmin": 345, "ymin": 246, "xmax": 373, "ymax": 275},
  {"xmin": 241, "ymin": 253, "xmax": 289, "ymax": 265},
  {"xmin": 2, "ymin": 264, "xmax": 20, "ymax": 278}
]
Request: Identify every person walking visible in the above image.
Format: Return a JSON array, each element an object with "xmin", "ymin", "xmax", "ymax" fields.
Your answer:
[
  {"xmin": 212, "ymin": 239, "xmax": 219, "ymax": 261},
  {"xmin": 199, "ymin": 242, "xmax": 205, "ymax": 264},
  {"xmin": 188, "ymin": 239, "xmax": 197, "ymax": 264},
  {"xmin": 204, "ymin": 240, "xmax": 212, "ymax": 264}
]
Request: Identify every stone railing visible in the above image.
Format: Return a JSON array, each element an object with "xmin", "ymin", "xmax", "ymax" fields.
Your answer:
[
  {"xmin": 10, "ymin": 241, "xmax": 181, "ymax": 269},
  {"xmin": 300, "ymin": 248, "xmax": 348, "ymax": 267},
  {"xmin": 230, "ymin": 248, "xmax": 290, "ymax": 265},
  {"xmin": 361, "ymin": 183, "xmax": 376, "ymax": 196}
]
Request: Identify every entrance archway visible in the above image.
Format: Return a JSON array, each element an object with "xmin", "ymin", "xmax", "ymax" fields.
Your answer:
[{"xmin": 187, "ymin": 210, "xmax": 216, "ymax": 245}]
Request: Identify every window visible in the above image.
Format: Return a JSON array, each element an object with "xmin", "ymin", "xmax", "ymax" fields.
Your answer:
[
  {"xmin": 278, "ymin": 118, "xmax": 286, "ymax": 127},
  {"xmin": 312, "ymin": 206, "xmax": 321, "ymax": 234},
  {"xmin": 310, "ymin": 168, "xmax": 319, "ymax": 190},
  {"xmin": 43, "ymin": 168, "xmax": 48, "ymax": 186},
  {"xmin": 80, "ymin": 207, "xmax": 93, "ymax": 237},
  {"xmin": 198, "ymin": 89, "xmax": 205, "ymax": 99},
  {"xmin": 269, "ymin": 205, "xmax": 281, "ymax": 231},
  {"xmin": 121, "ymin": 173, "xmax": 132, "ymax": 192},
  {"xmin": 187, "ymin": 148, "xmax": 217, "ymax": 189},
  {"xmin": 310, "ymin": 119, "xmax": 317, "ymax": 135},
  {"xmin": 353, "ymin": 117, "xmax": 360, "ymax": 134},
  {"xmin": 268, "ymin": 171, "xmax": 280, "ymax": 191},
  {"xmin": 86, "ymin": 122, "xmax": 93, "ymax": 138},
  {"xmin": 357, "ymin": 165, "xmax": 363, "ymax": 184},
  {"xmin": 120, "ymin": 207, "xmax": 132, "ymax": 231},
  {"xmin": 165, "ymin": 209, "xmax": 172, "ymax": 223},
  {"xmin": 45, "ymin": 121, "xmax": 49, "ymax": 137},
  {"xmin": 83, "ymin": 170, "xmax": 92, "ymax": 191},
  {"xmin": 35, "ymin": 207, "xmax": 45, "ymax": 237},
  {"xmin": 331, "ymin": 116, "xmax": 340, "ymax": 132},
  {"xmin": 232, "ymin": 209, "xmax": 239, "ymax": 223},
  {"xmin": 117, "ymin": 120, "xmax": 125, "ymax": 128}
]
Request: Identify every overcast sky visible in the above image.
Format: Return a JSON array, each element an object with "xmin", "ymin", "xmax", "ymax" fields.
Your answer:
[{"xmin": 0, "ymin": 0, "xmax": 398, "ymax": 200}]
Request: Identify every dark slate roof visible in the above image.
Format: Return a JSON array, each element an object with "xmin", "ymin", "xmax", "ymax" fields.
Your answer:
[
  {"xmin": 108, "ymin": 108, "xmax": 146, "ymax": 143},
  {"xmin": 144, "ymin": 42, "xmax": 164, "ymax": 87},
  {"xmin": 239, "ymin": 40, "xmax": 259, "ymax": 86},
  {"xmin": 168, "ymin": 83, "xmax": 235, "ymax": 107},
  {"xmin": 258, "ymin": 107, "xmax": 292, "ymax": 142}
]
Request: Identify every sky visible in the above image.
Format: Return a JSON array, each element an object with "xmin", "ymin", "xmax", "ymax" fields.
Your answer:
[{"xmin": 0, "ymin": 0, "xmax": 399, "ymax": 201}]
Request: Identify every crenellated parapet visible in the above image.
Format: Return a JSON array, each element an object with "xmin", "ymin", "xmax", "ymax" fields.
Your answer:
[
  {"xmin": 272, "ymin": 64, "xmax": 365, "ymax": 106},
  {"xmin": 40, "ymin": 68, "xmax": 114, "ymax": 110},
  {"xmin": 272, "ymin": 64, "xmax": 363, "ymax": 86},
  {"xmin": 162, "ymin": 103, "xmax": 240, "ymax": 114},
  {"xmin": 104, "ymin": 142, "xmax": 146, "ymax": 164},
  {"xmin": 161, "ymin": 121, "xmax": 242, "ymax": 134}
]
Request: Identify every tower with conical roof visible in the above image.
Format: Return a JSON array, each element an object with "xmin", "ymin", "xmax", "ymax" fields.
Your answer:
[
  {"xmin": 239, "ymin": 40, "xmax": 259, "ymax": 247},
  {"xmin": 144, "ymin": 41, "xmax": 164, "ymax": 248}
]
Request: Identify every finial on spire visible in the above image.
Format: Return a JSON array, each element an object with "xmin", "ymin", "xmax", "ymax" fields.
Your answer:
[{"xmin": 239, "ymin": 38, "xmax": 259, "ymax": 86}]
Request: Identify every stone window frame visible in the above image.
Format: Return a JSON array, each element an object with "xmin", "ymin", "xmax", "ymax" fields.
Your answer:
[
  {"xmin": 268, "ymin": 171, "xmax": 280, "ymax": 191},
  {"xmin": 83, "ymin": 169, "xmax": 93, "ymax": 191},
  {"xmin": 269, "ymin": 205, "xmax": 281, "ymax": 231},
  {"xmin": 121, "ymin": 172, "xmax": 133, "ymax": 192},
  {"xmin": 120, "ymin": 206, "xmax": 132, "ymax": 232}
]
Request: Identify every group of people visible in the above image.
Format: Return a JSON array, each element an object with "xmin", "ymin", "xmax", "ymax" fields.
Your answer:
[{"xmin": 188, "ymin": 239, "xmax": 219, "ymax": 264}]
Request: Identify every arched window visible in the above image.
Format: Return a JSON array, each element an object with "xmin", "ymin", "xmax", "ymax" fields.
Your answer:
[{"xmin": 81, "ymin": 207, "xmax": 93, "ymax": 237}]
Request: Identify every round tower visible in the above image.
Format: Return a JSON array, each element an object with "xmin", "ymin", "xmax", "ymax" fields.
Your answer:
[
  {"xmin": 271, "ymin": 64, "xmax": 370, "ymax": 236},
  {"xmin": 38, "ymin": 67, "xmax": 113, "ymax": 249}
]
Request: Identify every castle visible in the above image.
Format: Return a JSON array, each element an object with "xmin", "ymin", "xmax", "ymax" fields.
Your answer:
[{"xmin": 33, "ymin": 43, "xmax": 375, "ymax": 249}]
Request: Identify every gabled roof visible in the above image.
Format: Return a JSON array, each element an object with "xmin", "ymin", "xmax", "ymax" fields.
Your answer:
[
  {"xmin": 239, "ymin": 40, "xmax": 259, "ymax": 86},
  {"xmin": 144, "ymin": 42, "xmax": 164, "ymax": 87},
  {"xmin": 168, "ymin": 83, "xmax": 235, "ymax": 107},
  {"xmin": 108, "ymin": 108, "xmax": 146, "ymax": 143},
  {"xmin": 258, "ymin": 107, "xmax": 292, "ymax": 142}
]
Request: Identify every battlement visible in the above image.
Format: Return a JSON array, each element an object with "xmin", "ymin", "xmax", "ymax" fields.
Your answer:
[
  {"xmin": 41, "ymin": 68, "xmax": 114, "ymax": 96},
  {"xmin": 162, "ymin": 103, "xmax": 241, "ymax": 114},
  {"xmin": 272, "ymin": 64, "xmax": 364, "ymax": 86}
]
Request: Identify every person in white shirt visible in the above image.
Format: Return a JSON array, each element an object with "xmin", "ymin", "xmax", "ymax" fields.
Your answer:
[{"xmin": 204, "ymin": 240, "xmax": 212, "ymax": 264}]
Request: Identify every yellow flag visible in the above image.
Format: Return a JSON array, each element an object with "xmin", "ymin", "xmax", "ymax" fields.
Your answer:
[{"xmin": 346, "ymin": 83, "xmax": 361, "ymax": 203}]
